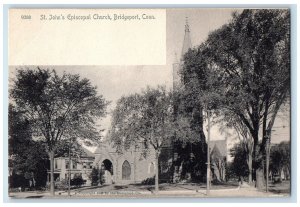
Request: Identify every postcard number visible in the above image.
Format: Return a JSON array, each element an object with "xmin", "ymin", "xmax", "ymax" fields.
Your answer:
[{"xmin": 21, "ymin": 15, "xmax": 31, "ymax": 20}]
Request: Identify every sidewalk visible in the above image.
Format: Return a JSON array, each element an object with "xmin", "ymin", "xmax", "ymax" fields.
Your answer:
[{"xmin": 8, "ymin": 185, "xmax": 288, "ymax": 199}]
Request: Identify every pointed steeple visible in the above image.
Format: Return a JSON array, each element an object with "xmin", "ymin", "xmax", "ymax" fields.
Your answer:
[{"xmin": 181, "ymin": 17, "xmax": 192, "ymax": 61}]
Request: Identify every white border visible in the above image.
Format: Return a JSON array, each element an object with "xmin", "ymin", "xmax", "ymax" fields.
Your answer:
[{"xmin": 1, "ymin": 1, "xmax": 299, "ymax": 207}]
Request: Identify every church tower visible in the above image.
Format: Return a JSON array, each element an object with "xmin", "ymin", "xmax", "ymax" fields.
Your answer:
[
  {"xmin": 171, "ymin": 18, "xmax": 193, "ymax": 183},
  {"xmin": 173, "ymin": 17, "xmax": 192, "ymax": 90},
  {"xmin": 181, "ymin": 17, "xmax": 192, "ymax": 61}
]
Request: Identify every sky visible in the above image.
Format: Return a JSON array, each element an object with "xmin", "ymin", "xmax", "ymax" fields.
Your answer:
[{"xmin": 9, "ymin": 9, "xmax": 290, "ymax": 153}]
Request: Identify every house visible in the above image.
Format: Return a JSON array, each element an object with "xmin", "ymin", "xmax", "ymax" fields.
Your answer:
[{"xmin": 47, "ymin": 145, "xmax": 95, "ymax": 186}]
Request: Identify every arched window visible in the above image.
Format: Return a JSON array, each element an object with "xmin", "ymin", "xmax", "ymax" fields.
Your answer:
[{"xmin": 122, "ymin": 160, "xmax": 131, "ymax": 180}]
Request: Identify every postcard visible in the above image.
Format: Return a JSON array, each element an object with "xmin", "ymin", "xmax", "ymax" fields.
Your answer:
[{"xmin": 8, "ymin": 8, "xmax": 291, "ymax": 199}]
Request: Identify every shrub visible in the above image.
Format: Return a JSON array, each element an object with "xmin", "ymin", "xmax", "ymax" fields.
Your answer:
[
  {"xmin": 89, "ymin": 168, "xmax": 99, "ymax": 186},
  {"xmin": 141, "ymin": 176, "xmax": 155, "ymax": 185},
  {"xmin": 71, "ymin": 175, "xmax": 84, "ymax": 187},
  {"xmin": 55, "ymin": 179, "xmax": 68, "ymax": 190}
]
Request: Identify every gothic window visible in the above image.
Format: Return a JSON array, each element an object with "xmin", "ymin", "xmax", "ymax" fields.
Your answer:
[{"xmin": 122, "ymin": 160, "xmax": 131, "ymax": 180}]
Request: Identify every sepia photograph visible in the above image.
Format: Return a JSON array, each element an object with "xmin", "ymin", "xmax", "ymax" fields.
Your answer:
[{"xmin": 7, "ymin": 8, "xmax": 291, "ymax": 199}]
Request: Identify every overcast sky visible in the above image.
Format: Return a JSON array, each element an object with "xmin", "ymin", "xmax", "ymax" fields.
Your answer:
[{"xmin": 9, "ymin": 9, "xmax": 290, "ymax": 153}]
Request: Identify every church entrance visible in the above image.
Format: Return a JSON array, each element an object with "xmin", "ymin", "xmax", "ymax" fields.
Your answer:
[
  {"xmin": 101, "ymin": 159, "xmax": 113, "ymax": 184},
  {"xmin": 122, "ymin": 160, "xmax": 131, "ymax": 180}
]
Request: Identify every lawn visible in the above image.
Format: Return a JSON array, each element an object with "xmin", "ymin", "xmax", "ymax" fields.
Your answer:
[
  {"xmin": 76, "ymin": 181, "xmax": 239, "ymax": 194},
  {"xmin": 268, "ymin": 180, "xmax": 290, "ymax": 194}
]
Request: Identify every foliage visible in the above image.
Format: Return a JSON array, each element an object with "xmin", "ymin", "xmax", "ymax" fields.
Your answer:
[
  {"xmin": 55, "ymin": 179, "xmax": 68, "ymax": 190},
  {"xmin": 110, "ymin": 86, "xmax": 174, "ymax": 152},
  {"xmin": 173, "ymin": 141, "xmax": 207, "ymax": 182},
  {"xmin": 90, "ymin": 167, "xmax": 99, "ymax": 186},
  {"xmin": 229, "ymin": 143, "xmax": 249, "ymax": 179},
  {"xmin": 140, "ymin": 176, "xmax": 169, "ymax": 185},
  {"xmin": 110, "ymin": 86, "xmax": 174, "ymax": 191},
  {"xmin": 10, "ymin": 67, "xmax": 109, "ymax": 195},
  {"xmin": 71, "ymin": 174, "xmax": 85, "ymax": 187},
  {"xmin": 99, "ymin": 169, "xmax": 105, "ymax": 185},
  {"xmin": 11, "ymin": 67, "xmax": 108, "ymax": 151},
  {"xmin": 89, "ymin": 167, "xmax": 105, "ymax": 186},
  {"xmin": 206, "ymin": 9, "xmax": 290, "ymax": 153},
  {"xmin": 270, "ymin": 141, "xmax": 290, "ymax": 179},
  {"xmin": 9, "ymin": 105, "xmax": 48, "ymax": 189},
  {"xmin": 181, "ymin": 9, "xmax": 290, "ymax": 187},
  {"xmin": 141, "ymin": 176, "xmax": 155, "ymax": 185}
]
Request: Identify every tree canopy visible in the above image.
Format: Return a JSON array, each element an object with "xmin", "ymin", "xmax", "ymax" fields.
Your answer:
[
  {"xmin": 11, "ymin": 68, "xmax": 108, "ymax": 150},
  {"xmin": 9, "ymin": 104, "xmax": 49, "ymax": 189},
  {"xmin": 10, "ymin": 67, "xmax": 109, "ymax": 195},
  {"xmin": 181, "ymin": 9, "xmax": 290, "ymax": 186},
  {"xmin": 110, "ymin": 86, "xmax": 174, "ymax": 153},
  {"xmin": 110, "ymin": 86, "xmax": 174, "ymax": 191},
  {"xmin": 270, "ymin": 141, "xmax": 290, "ymax": 179}
]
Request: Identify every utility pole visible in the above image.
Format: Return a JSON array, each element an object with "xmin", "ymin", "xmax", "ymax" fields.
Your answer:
[
  {"xmin": 68, "ymin": 139, "xmax": 71, "ymax": 197},
  {"xmin": 265, "ymin": 130, "xmax": 271, "ymax": 193},
  {"xmin": 206, "ymin": 109, "xmax": 211, "ymax": 196}
]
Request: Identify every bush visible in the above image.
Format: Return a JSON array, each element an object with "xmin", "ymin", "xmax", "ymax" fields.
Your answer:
[
  {"xmin": 9, "ymin": 174, "xmax": 29, "ymax": 189},
  {"xmin": 55, "ymin": 179, "xmax": 68, "ymax": 190},
  {"xmin": 89, "ymin": 167, "xmax": 105, "ymax": 186},
  {"xmin": 71, "ymin": 175, "xmax": 84, "ymax": 187},
  {"xmin": 141, "ymin": 176, "xmax": 155, "ymax": 185},
  {"xmin": 90, "ymin": 168, "xmax": 99, "ymax": 186},
  {"xmin": 273, "ymin": 175, "xmax": 282, "ymax": 183}
]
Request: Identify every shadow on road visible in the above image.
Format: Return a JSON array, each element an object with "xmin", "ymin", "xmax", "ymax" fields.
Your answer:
[{"xmin": 26, "ymin": 196, "xmax": 44, "ymax": 198}]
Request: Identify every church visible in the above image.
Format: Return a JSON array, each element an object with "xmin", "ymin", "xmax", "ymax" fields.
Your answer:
[
  {"xmin": 91, "ymin": 18, "xmax": 197, "ymax": 185},
  {"xmin": 49, "ymin": 18, "xmax": 227, "ymax": 186}
]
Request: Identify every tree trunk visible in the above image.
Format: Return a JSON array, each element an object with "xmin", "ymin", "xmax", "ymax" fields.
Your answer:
[
  {"xmin": 248, "ymin": 153, "xmax": 253, "ymax": 184},
  {"xmin": 279, "ymin": 167, "xmax": 283, "ymax": 182},
  {"xmin": 252, "ymin": 128, "xmax": 259, "ymax": 187},
  {"xmin": 155, "ymin": 152, "xmax": 159, "ymax": 193},
  {"xmin": 49, "ymin": 150, "xmax": 55, "ymax": 196},
  {"xmin": 255, "ymin": 167, "xmax": 265, "ymax": 190}
]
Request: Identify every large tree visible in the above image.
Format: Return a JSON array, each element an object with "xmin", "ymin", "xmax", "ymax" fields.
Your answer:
[
  {"xmin": 10, "ymin": 68, "xmax": 108, "ymax": 195},
  {"xmin": 180, "ymin": 43, "xmax": 226, "ymax": 186},
  {"xmin": 182, "ymin": 9, "xmax": 290, "ymax": 188},
  {"xmin": 110, "ymin": 86, "xmax": 174, "ymax": 192},
  {"xmin": 206, "ymin": 9, "xmax": 290, "ymax": 187}
]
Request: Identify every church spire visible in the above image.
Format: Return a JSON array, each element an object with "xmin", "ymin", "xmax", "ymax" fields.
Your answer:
[
  {"xmin": 185, "ymin": 17, "xmax": 190, "ymax": 33},
  {"xmin": 181, "ymin": 17, "xmax": 192, "ymax": 61}
]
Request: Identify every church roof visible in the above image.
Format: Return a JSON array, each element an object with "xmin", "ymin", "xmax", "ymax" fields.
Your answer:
[
  {"xmin": 94, "ymin": 143, "xmax": 109, "ymax": 154},
  {"xmin": 209, "ymin": 140, "xmax": 227, "ymax": 158},
  {"xmin": 79, "ymin": 145, "xmax": 95, "ymax": 158}
]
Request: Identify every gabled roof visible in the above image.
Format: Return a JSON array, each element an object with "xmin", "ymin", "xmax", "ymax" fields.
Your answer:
[
  {"xmin": 94, "ymin": 142, "xmax": 113, "ymax": 154},
  {"xmin": 209, "ymin": 140, "xmax": 227, "ymax": 158},
  {"xmin": 79, "ymin": 145, "xmax": 95, "ymax": 158}
]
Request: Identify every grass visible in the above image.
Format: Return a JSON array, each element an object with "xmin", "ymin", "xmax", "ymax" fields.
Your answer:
[
  {"xmin": 268, "ymin": 180, "xmax": 290, "ymax": 194},
  {"xmin": 76, "ymin": 180, "xmax": 290, "ymax": 194},
  {"xmin": 75, "ymin": 181, "xmax": 240, "ymax": 193}
]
